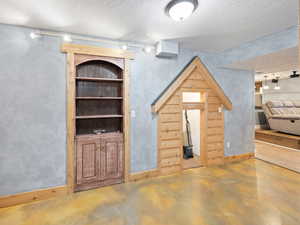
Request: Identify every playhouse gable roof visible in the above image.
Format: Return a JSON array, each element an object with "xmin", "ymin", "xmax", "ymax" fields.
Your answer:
[{"xmin": 151, "ymin": 57, "xmax": 232, "ymax": 113}]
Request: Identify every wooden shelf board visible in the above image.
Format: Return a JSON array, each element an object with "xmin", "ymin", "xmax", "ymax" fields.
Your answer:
[
  {"xmin": 76, "ymin": 97, "xmax": 123, "ymax": 100},
  {"xmin": 76, "ymin": 115, "xmax": 123, "ymax": 119},
  {"xmin": 76, "ymin": 132, "xmax": 122, "ymax": 137},
  {"xmin": 76, "ymin": 77, "xmax": 123, "ymax": 82}
]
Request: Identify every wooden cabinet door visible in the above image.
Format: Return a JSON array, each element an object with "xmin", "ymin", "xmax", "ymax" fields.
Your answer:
[
  {"xmin": 76, "ymin": 137, "xmax": 100, "ymax": 185},
  {"xmin": 99, "ymin": 133, "xmax": 124, "ymax": 181}
]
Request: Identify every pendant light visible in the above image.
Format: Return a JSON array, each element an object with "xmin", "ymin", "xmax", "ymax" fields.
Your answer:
[
  {"xmin": 263, "ymin": 75, "xmax": 269, "ymax": 90},
  {"xmin": 165, "ymin": 0, "xmax": 198, "ymax": 21},
  {"xmin": 144, "ymin": 46, "xmax": 152, "ymax": 53},
  {"xmin": 274, "ymin": 76, "xmax": 281, "ymax": 90}
]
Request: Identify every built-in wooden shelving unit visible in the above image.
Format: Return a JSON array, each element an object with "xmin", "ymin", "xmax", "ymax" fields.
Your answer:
[
  {"xmin": 75, "ymin": 60, "xmax": 124, "ymax": 135},
  {"xmin": 62, "ymin": 43, "xmax": 132, "ymax": 193}
]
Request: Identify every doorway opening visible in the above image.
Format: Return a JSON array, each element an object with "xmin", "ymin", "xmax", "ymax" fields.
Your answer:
[{"xmin": 181, "ymin": 91, "xmax": 205, "ymax": 170}]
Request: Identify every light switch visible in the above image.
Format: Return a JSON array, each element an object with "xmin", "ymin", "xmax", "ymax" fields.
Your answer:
[
  {"xmin": 218, "ymin": 104, "xmax": 224, "ymax": 113},
  {"xmin": 226, "ymin": 142, "xmax": 231, "ymax": 149}
]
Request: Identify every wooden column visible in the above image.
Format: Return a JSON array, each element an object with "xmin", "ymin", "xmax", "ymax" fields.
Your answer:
[{"xmin": 200, "ymin": 92, "xmax": 208, "ymax": 166}]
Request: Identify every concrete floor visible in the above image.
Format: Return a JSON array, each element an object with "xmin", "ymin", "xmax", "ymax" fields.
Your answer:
[
  {"xmin": 1, "ymin": 159, "xmax": 300, "ymax": 225},
  {"xmin": 182, "ymin": 155, "xmax": 201, "ymax": 169}
]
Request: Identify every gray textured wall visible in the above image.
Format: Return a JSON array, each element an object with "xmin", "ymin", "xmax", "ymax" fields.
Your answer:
[
  {"xmin": 130, "ymin": 49, "xmax": 198, "ymax": 172},
  {"xmin": 0, "ymin": 24, "xmax": 67, "ymax": 195},
  {"xmin": 0, "ymin": 24, "xmax": 254, "ymax": 195},
  {"xmin": 199, "ymin": 53, "xmax": 255, "ymax": 157}
]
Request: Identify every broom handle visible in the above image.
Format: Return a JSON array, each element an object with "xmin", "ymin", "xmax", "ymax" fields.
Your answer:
[{"xmin": 185, "ymin": 110, "xmax": 193, "ymax": 146}]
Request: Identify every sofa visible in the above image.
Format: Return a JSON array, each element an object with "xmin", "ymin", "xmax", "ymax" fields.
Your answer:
[{"xmin": 263, "ymin": 100, "xmax": 300, "ymax": 136}]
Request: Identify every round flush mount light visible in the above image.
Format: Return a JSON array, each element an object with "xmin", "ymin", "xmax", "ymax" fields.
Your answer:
[{"xmin": 165, "ymin": 0, "xmax": 198, "ymax": 21}]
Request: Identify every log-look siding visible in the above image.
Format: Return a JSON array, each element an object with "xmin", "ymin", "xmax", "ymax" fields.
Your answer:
[{"xmin": 157, "ymin": 70, "xmax": 225, "ymax": 175}]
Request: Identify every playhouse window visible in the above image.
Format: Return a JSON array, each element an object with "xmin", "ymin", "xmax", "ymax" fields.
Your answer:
[{"xmin": 182, "ymin": 92, "xmax": 201, "ymax": 103}]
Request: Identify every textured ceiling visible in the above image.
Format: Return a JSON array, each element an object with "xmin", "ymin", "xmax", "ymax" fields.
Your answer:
[
  {"xmin": 225, "ymin": 47, "xmax": 299, "ymax": 75},
  {"xmin": 0, "ymin": 0, "xmax": 298, "ymax": 52}
]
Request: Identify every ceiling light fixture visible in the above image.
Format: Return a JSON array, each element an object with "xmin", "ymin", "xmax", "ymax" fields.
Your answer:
[
  {"xmin": 165, "ymin": 0, "xmax": 198, "ymax": 21},
  {"xmin": 290, "ymin": 71, "xmax": 300, "ymax": 78},
  {"xmin": 121, "ymin": 44, "xmax": 128, "ymax": 50},
  {"xmin": 30, "ymin": 31, "xmax": 41, "ymax": 39},
  {"xmin": 274, "ymin": 76, "xmax": 281, "ymax": 90},
  {"xmin": 63, "ymin": 34, "xmax": 72, "ymax": 42},
  {"xmin": 144, "ymin": 46, "xmax": 152, "ymax": 53}
]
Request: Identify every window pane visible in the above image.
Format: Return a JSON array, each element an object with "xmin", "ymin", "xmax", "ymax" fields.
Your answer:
[{"xmin": 182, "ymin": 92, "xmax": 201, "ymax": 102}]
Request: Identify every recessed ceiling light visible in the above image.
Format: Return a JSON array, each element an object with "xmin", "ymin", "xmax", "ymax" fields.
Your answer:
[
  {"xmin": 63, "ymin": 34, "xmax": 72, "ymax": 42},
  {"xmin": 165, "ymin": 0, "xmax": 198, "ymax": 21}
]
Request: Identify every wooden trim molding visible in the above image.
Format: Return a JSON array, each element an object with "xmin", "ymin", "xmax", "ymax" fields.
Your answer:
[
  {"xmin": 61, "ymin": 43, "xmax": 134, "ymax": 59},
  {"xmin": 124, "ymin": 59, "xmax": 131, "ymax": 182},
  {"xmin": 75, "ymin": 55, "xmax": 124, "ymax": 69},
  {"xmin": 129, "ymin": 169, "xmax": 160, "ymax": 182},
  {"xmin": 182, "ymin": 102, "xmax": 205, "ymax": 110},
  {"xmin": 152, "ymin": 64, "xmax": 197, "ymax": 113},
  {"xmin": 0, "ymin": 186, "xmax": 67, "ymax": 208},
  {"xmin": 224, "ymin": 152, "xmax": 254, "ymax": 163},
  {"xmin": 66, "ymin": 52, "xmax": 76, "ymax": 194},
  {"xmin": 200, "ymin": 92, "xmax": 208, "ymax": 166},
  {"xmin": 195, "ymin": 58, "xmax": 232, "ymax": 111}
]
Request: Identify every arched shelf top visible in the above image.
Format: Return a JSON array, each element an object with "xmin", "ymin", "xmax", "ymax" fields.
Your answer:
[
  {"xmin": 75, "ymin": 55, "xmax": 124, "ymax": 70},
  {"xmin": 76, "ymin": 58, "xmax": 123, "ymax": 80}
]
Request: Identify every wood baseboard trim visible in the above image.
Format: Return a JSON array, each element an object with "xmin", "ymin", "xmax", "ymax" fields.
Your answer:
[
  {"xmin": 129, "ymin": 169, "xmax": 160, "ymax": 182},
  {"xmin": 0, "ymin": 186, "xmax": 68, "ymax": 208},
  {"xmin": 224, "ymin": 152, "xmax": 254, "ymax": 163}
]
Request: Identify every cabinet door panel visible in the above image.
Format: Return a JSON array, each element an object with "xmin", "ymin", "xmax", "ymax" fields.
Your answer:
[
  {"xmin": 76, "ymin": 139, "xmax": 100, "ymax": 185},
  {"xmin": 106, "ymin": 142, "xmax": 119, "ymax": 175},
  {"xmin": 100, "ymin": 134, "xmax": 124, "ymax": 181}
]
